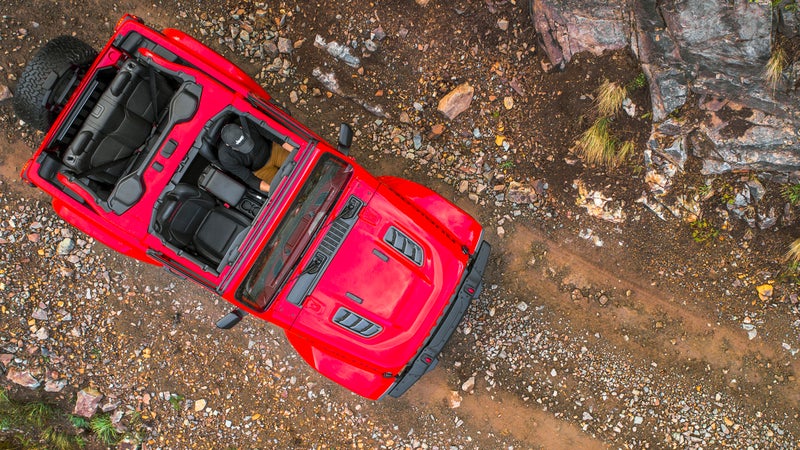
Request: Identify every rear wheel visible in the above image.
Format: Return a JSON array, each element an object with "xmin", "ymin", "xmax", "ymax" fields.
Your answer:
[{"xmin": 13, "ymin": 36, "xmax": 97, "ymax": 131}]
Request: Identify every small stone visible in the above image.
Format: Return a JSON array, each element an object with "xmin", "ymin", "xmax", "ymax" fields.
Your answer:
[
  {"xmin": 32, "ymin": 308, "xmax": 49, "ymax": 321},
  {"xmin": 497, "ymin": 226, "xmax": 505, "ymax": 238},
  {"xmin": 100, "ymin": 399, "xmax": 120, "ymax": 412},
  {"xmin": 34, "ymin": 327, "xmax": 48, "ymax": 340},
  {"xmin": 448, "ymin": 391, "xmax": 462, "ymax": 408},
  {"xmin": 598, "ymin": 295, "xmax": 609, "ymax": 306},
  {"xmin": 263, "ymin": 41, "xmax": 279, "ymax": 58},
  {"xmin": 461, "ymin": 376, "xmax": 475, "ymax": 392},
  {"xmin": 194, "ymin": 398, "xmax": 207, "ymax": 412},
  {"xmin": 45, "ymin": 379, "xmax": 67, "ymax": 393},
  {"xmin": 503, "ymin": 96, "xmax": 514, "ymax": 110},
  {"xmin": 0, "ymin": 84, "xmax": 12, "ymax": 102},
  {"xmin": 57, "ymin": 238, "xmax": 75, "ymax": 255},
  {"xmin": 74, "ymin": 387, "xmax": 103, "ymax": 418},
  {"xmin": 634, "ymin": 416, "xmax": 644, "ymax": 425},
  {"xmin": 6, "ymin": 367, "xmax": 41, "ymax": 389},
  {"xmin": 437, "ymin": 83, "xmax": 474, "ymax": 120},
  {"xmin": 371, "ymin": 26, "xmax": 386, "ymax": 41},
  {"xmin": 497, "ymin": 18, "xmax": 509, "ymax": 31},
  {"xmin": 277, "ymin": 37, "xmax": 293, "ymax": 54},
  {"xmin": 724, "ymin": 417, "xmax": 734, "ymax": 427},
  {"xmin": 756, "ymin": 284, "xmax": 773, "ymax": 301}
]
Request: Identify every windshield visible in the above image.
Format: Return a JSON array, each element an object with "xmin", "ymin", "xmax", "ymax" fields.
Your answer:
[{"xmin": 237, "ymin": 154, "xmax": 352, "ymax": 310}]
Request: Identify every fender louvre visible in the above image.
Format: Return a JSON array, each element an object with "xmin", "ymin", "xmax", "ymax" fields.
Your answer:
[{"xmin": 333, "ymin": 307, "xmax": 382, "ymax": 338}]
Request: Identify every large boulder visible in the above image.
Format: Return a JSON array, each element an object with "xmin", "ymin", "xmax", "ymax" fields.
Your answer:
[{"xmin": 529, "ymin": 0, "xmax": 800, "ymax": 176}]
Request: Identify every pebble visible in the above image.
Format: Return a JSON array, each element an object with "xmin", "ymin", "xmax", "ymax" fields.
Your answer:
[
  {"xmin": 756, "ymin": 284, "xmax": 772, "ymax": 300},
  {"xmin": 44, "ymin": 379, "xmax": 67, "ymax": 392},
  {"xmin": 437, "ymin": 83, "xmax": 474, "ymax": 120},
  {"xmin": 448, "ymin": 391, "xmax": 462, "ymax": 408},
  {"xmin": 0, "ymin": 84, "xmax": 12, "ymax": 102},
  {"xmin": 461, "ymin": 376, "xmax": 475, "ymax": 393},
  {"xmin": 277, "ymin": 37, "xmax": 293, "ymax": 54},
  {"xmin": 497, "ymin": 18, "xmax": 509, "ymax": 31}
]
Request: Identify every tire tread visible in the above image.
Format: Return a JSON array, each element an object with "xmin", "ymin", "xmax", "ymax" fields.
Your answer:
[{"xmin": 13, "ymin": 36, "xmax": 97, "ymax": 131}]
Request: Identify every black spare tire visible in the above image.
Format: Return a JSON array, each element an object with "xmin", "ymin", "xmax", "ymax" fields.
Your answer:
[{"xmin": 13, "ymin": 36, "xmax": 97, "ymax": 131}]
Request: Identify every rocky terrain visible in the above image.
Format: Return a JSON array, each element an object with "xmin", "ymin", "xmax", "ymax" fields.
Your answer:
[{"xmin": 1, "ymin": 0, "xmax": 799, "ymax": 449}]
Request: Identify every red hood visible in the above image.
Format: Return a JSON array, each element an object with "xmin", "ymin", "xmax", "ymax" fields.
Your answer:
[{"xmin": 288, "ymin": 183, "xmax": 467, "ymax": 374}]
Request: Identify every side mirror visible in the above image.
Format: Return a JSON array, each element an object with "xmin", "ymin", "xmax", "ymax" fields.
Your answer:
[
  {"xmin": 215, "ymin": 308, "xmax": 247, "ymax": 329},
  {"xmin": 337, "ymin": 123, "xmax": 353, "ymax": 155}
]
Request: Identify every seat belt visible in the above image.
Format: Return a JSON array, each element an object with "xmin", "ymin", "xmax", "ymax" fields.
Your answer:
[{"xmin": 148, "ymin": 66, "xmax": 159, "ymax": 125}]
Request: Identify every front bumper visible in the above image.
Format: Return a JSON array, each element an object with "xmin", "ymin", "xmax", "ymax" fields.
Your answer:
[{"xmin": 386, "ymin": 240, "xmax": 491, "ymax": 398}]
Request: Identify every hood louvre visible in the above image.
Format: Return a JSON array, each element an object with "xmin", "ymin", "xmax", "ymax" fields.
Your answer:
[
  {"xmin": 333, "ymin": 307, "xmax": 382, "ymax": 338},
  {"xmin": 384, "ymin": 226, "xmax": 423, "ymax": 266}
]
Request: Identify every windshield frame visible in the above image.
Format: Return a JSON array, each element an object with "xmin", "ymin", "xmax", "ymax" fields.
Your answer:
[{"xmin": 235, "ymin": 153, "xmax": 352, "ymax": 310}]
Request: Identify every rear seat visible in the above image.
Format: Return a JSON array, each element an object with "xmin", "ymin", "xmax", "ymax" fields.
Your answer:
[{"xmin": 62, "ymin": 59, "xmax": 174, "ymax": 179}]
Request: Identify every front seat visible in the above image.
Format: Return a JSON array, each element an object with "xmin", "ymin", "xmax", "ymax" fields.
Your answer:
[{"xmin": 154, "ymin": 184, "xmax": 249, "ymax": 266}]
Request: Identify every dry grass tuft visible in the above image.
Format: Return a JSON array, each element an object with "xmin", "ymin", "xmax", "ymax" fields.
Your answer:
[
  {"xmin": 577, "ymin": 119, "xmax": 636, "ymax": 168},
  {"xmin": 766, "ymin": 46, "xmax": 787, "ymax": 91},
  {"xmin": 785, "ymin": 237, "xmax": 800, "ymax": 264},
  {"xmin": 596, "ymin": 79, "xmax": 627, "ymax": 117}
]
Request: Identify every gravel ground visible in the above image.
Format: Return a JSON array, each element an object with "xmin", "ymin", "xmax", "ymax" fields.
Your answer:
[{"xmin": 2, "ymin": 1, "xmax": 800, "ymax": 449}]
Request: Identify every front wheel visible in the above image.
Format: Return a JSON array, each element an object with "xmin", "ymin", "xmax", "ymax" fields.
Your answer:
[{"xmin": 13, "ymin": 35, "xmax": 97, "ymax": 131}]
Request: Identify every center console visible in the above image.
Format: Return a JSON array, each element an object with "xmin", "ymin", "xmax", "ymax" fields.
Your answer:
[{"xmin": 198, "ymin": 166, "xmax": 266, "ymax": 218}]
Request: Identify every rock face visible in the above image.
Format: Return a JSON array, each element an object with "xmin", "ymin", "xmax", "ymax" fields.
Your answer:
[
  {"xmin": 530, "ymin": 0, "xmax": 630, "ymax": 71},
  {"xmin": 529, "ymin": 0, "xmax": 800, "ymax": 177}
]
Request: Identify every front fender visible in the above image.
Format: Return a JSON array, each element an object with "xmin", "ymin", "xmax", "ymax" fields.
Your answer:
[
  {"xmin": 284, "ymin": 331, "xmax": 392, "ymax": 400},
  {"xmin": 379, "ymin": 176, "xmax": 483, "ymax": 253}
]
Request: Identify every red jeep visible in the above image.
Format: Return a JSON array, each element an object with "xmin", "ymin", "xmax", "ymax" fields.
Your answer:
[{"xmin": 14, "ymin": 15, "xmax": 489, "ymax": 399}]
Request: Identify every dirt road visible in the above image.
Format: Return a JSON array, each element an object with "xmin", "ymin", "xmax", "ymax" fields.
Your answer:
[{"xmin": 1, "ymin": 0, "xmax": 799, "ymax": 448}]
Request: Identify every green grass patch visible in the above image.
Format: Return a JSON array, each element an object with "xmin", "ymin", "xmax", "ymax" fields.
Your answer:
[
  {"xmin": 781, "ymin": 183, "xmax": 800, "ymax": 205},
  {"xmin": 168, "ymin": 393, "xmax": 185, "ymax": 411},
  {"xmin": 626, "ymin": 72, "xmax": 647, "ymax": 91},
  {"xmin": 0, "ymin": 387, "xmax": 129, "ymax": 448},
  {"xmin": 691, "ymin": 219, "xmax": 719, "ymax": 243},
  {"xmin": 90, "ymin": 413, "xmax": 120, "ymax": 445}
]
